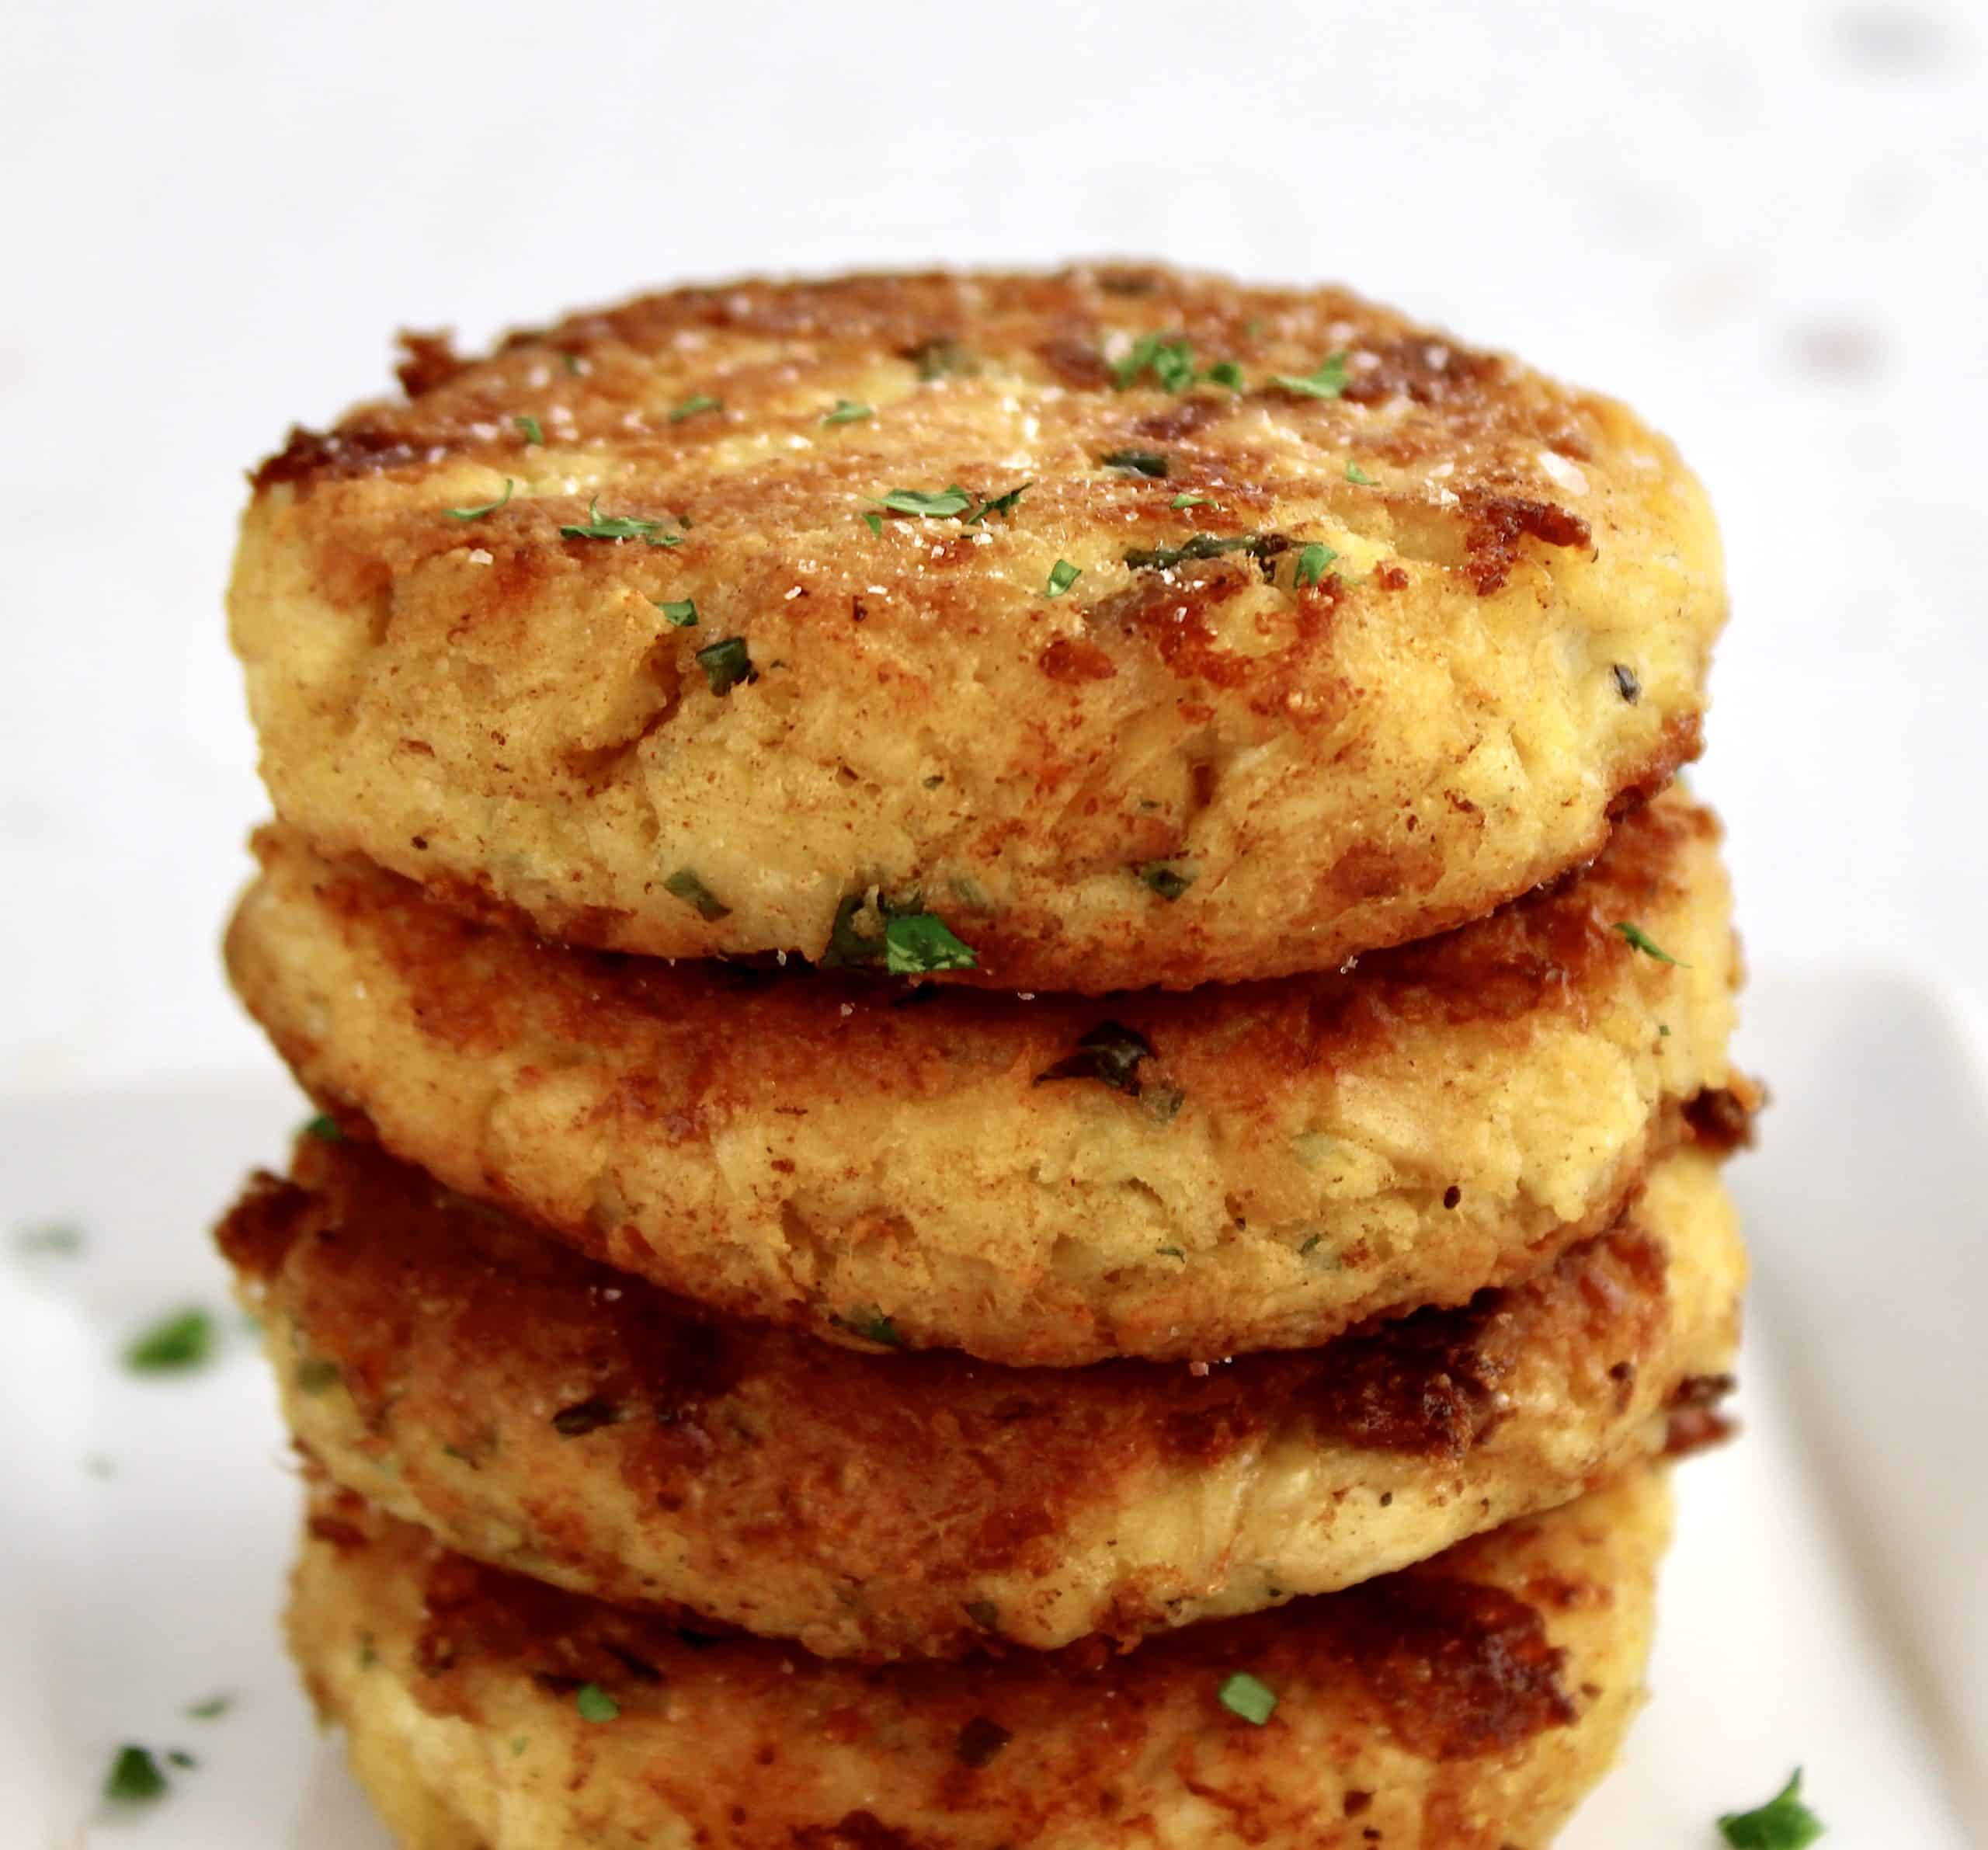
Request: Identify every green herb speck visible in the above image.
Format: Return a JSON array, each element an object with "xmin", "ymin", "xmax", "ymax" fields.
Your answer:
[
  {"xmin": 1217, "ymin": 1671, "xmax": 1278, "ymax": 1725},
  {"xmin": 663, "ymin": 868, "xmax": 731, "ymax": 921},
  {"xmin": 654, "ymin": 597, "xmax": 698, "ymax": 627},
  {"xmin": 669, "ymin": 394, "xmax": 721, "ymax": 423},
  {"xmin": 875, "ymin": 485, "xmax": 975, "ymax": 518},
  {"xmin": 1044, "ymin": 559, "xmax": 1082, "ymax": 598},
  {"xmin": 1100, "ymin": 449, "xmax": 1170, "ymax": 478},
  {"xmin": 443, "ymin": 479, "xmax": 514, "ymax": 521},
  {"xmin": 302, "ymin": 1113, "xmax": 345, "ymax": 1143},
  {"xmin": 104, "ymin": 1745, "xmax": 168, "ymax": 1803},
  {"xmin": 1718, "ymin": 1769, "xmax": 1825, "ymax": 1849},
  {"xmin": 1270, "ymin": 353, "xmax": 1350, "ymax": 399},
  {"xmin": 294, "ymin": 1358, "xmax": 342, "ymax": 1395},
  {"xmin": 1614, "ymin": 922, "xmax": 1690, "ymax": 967},
  {"xmin": 186, "ymin": 1695, "xmax": 231, "ymax": 1720},
  {"xmin": 885, "ymin": 913, "xmax": 978, "ymax": 975},
  {"xmin": 514, "ymin": 415, "xmax": 544, "ymax": 445},
  {"xmin": 822, "ymin": 399, "xmax": 874, "ymax": 425},
  {"xmin": 124, "ymin": 1307, "xmax": 215, "ymax": 1374},
  {"xmin": 694, "ymin": 636, "xmax": 756, "ymax": 696},
  {"xmin": 560, "ymin": 496, "xmax": 683, "ymax": 546},
  {"xmin": 575, "ymin": 1683, "xmax": 620, "ymax": 1723},
  {"xmin": 1139, "ymin": 863, "xmax": 1195, "ymax": 901},
  {"xmin": 1293, "ymin": 543, "xmax": 1338, "ymax": 589},
  {"xmin": 14, "ymin": 1220, "xmax": 83, "ymax": 1257},
  {"xmin": 1345, "ymin": 461, "xmax": 1376, "ymax": 485}
]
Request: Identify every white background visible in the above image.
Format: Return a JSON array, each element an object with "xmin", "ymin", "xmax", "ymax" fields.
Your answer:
[{"xmin": 2, "ymin": 0, "xmax": 1985, "ymax": 1094}]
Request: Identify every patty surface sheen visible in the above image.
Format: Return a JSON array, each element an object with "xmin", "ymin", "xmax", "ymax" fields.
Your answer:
[
  {"xmin": 289, "ymin": 1469, "xmax": 1671, "ymax": 1850},
  {"xmin": 230, "ymin": 263, "xmax": 1724, "ymax": 992},
  {"xmin": 228, "ymin": 790, "xmax": 1741, "ymax": 1365}
]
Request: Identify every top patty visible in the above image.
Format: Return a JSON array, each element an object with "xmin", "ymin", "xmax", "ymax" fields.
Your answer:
[{"xmin": 230, "ymin": 264, "xmax": 1724, "ymax": 992}]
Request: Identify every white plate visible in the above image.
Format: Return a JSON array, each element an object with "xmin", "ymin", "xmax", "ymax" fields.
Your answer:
[{"xmin": 5, "ymin": 971, "xmax": 1983, "ymax": 1847}]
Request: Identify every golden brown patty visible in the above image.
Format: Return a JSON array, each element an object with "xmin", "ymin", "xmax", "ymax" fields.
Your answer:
[
  {"xmin": 227, "ymin": 1135, "xmax": 1736, "ymax": 1661},
  {"xmin": 291, "ymin": 1469, "xmax": 1670, "ymax": 1850},
  {"xmin": 227, "ymin": 790, "xmax": 1740, "ymax": 1367},
  {"xmin": 230, "ymin": 264, "xmax": 1723, "ymax": 993}
]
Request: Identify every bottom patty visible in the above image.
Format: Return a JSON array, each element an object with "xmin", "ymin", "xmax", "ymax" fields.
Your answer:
[
  {"xmin": 290, "ymin": 1468, "xmax": 1672, "ymax": 1850},
  {"xmin": 224, "ymin": 1134, "xmax": 1741, "ymax": 1660}
]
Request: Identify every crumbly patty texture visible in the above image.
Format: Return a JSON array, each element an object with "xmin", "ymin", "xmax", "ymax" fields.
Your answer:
[
  {"xmin": 228, "ymin": 789, "xmax": 1741, "ymax": 1366},
  {"xmin": 230, "ymin": 264, "xmax": 1723, "ymax": 993},
  {"xmin": 289, "ymin": 1469, "xmax": 1669, "ymax": 1850},
  {"xmin": 225, "ymin": 1133, "xmax": 1737, "ymax": 1660}
]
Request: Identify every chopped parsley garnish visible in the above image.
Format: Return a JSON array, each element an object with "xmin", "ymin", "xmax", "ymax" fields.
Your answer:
[
  {"xmin": 861, "ymin": 511, "xmax": 884, "ymax": 536},
  {"xmin": 885, "ymin": 913, "xmax": 977, "ymax": 975},
  {"xmin": 654, "ymin": 598, "xmax": 698, "ymax": 627},
  {"xmin": 1293, "ymin": 542, "xmax": 1338, "ymax": 589},
  {"xmin": 1614, "ymin": 921, "xmax": 1690, "ymax": 967},
  {"xmin": 663, "ymin": 868, "xmax": 731, "ymax": 920},
  {"xmin": 1169, "ymin": 492, "xmax": 1216, "ymax": 511},
  {"xmin": 1612, "ymin": 662, "xmax": 1642, "ymax": 703},
  {"xmin": 876, "ymin": 485, "xmax": 975, "ymax": 518},
  {"xmin": 694, "ymin": 636, "xmax": 756, "ymax": 695},
  {"xmin": 1719, "ymin": 1769, "xmax": 1825, "ymax": 1848},
  {"xmin": 1345, "ymin": 461, "xmax": 1376, "ymax": 485},
  {"xmin": 560, "ymin": 496, "xmax": 683, "ymax": 545},
  {"xmin": 514, "ymin": 415, "xmax": 544, "ymax": 445},
  {"xmin": 954, "ymin": 1717, "xmax": 1013, "ymax": 1768},
  {"xmin": 1100, "ymin": 448, "xmax": 1170, "ymax": 478},
  {"xmin": 668, "ymin": 393, "xmax": 721, "ymax": 423},
  {"xmin": 1203, "ymin": 359, "xmax": 1246, "ymax": 391},
  {"xmin": 838, "ymin": 1308, "xmax": 902, "ymax": 1347},
  {"xmin": 104, "ymin": 1745, "xmax": 168, "ymax": 1803},
  {"xmin": 13, "ymin": 1220, "xmax": 82, "ymax": 1257},
  {"xmin": 1125, "ymin": 532, "xmax": 1279, "ymax": 572},
  {"xmin": 552, "ymin": 1397, "xmax": 624, "ymax": 1438},
  {"xmin": 124, "ymin": 1307, "xmax": 215, "ymax": 1374},
  {"xmin": 294, "ymin": 1358, "xmax": 341, "ymax": 1395},
  {"xmin": 1156, "ymin": 1245, "xmax": 1186, "ymax": 1260},
  {"xmin": 561, "ymin": 352, "xmax": 584, "ymax": 375},
  {"xmin": 1035, "ymin": 1022, "xmax": 1161, "ymax": 1097},
  {"xmin": 912, "ymin": 339, "xmax": 978, "ymax": 380},
  {"xmin": 1217, "ymin": 1671, "xmax": 1277, "ymax": 1725},
  {"xmin": 964, "ymin": 1598, "xmax": 1000, "ymax": 1629},
  {"xmin": 443, "ymin": 478, "xmax": 514, "ymax": 521},
  {"xmin": 186, "ymin": 1695, "xmax": 231, "ymax": 1720},
  {"xmin": 302, "ymin": 1113, "xmax": 344, "ymax": 1142},
  {"xmin": 1110, "ymin": 332, "xmax": 1200, "ymax": 392},
  {"xmin": 1270, "ymin": 352, "xmax": 1350, "ymax": 398},
  {"xmin": 822, "ymin": 399, "xmax": 874, "ymax": 425},
  {"xmin": 1044, "ymin": 559, "xmax": 1082, "ymax": 598},
  {"xmin": 965, "ymin": 481, "xmax": 1033, "ymax": 524},
  {"xmin": 1138, "ymin": 863, "xmax": 1195, "ymax": 901},
  {"xmin": 822, "ymin": 893, "xmax": 978, "ymax": 975},
  {"xmin": 574, "ymin": 1683, "xmax": 620, "ymax": 1723}
]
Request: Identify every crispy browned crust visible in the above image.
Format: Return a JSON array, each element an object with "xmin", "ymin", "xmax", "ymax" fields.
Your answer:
[
  {"xmin": 227, "ymin": 1133, "xmax": 1740, "ymax": 1660},
  {"xmin": 225, "ymin": 789, "xmax": 1740, "ymax": 1365},
  {"xmin": 288, "ymin": 1470, "xmax": 1670, "ymax": 1850},
  {"xmin": 231, "ymin": 263, "xmax": 1724, "ymax": 991}
]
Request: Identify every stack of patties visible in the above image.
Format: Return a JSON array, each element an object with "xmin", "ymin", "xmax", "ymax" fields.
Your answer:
[{"xmin": 216, "ymin": 266, "xmax": 1748, "ymax": 1848}]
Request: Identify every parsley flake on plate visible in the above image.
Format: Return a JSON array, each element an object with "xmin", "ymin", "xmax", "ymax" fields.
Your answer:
[
  {"xmin": 13, "ymin": 1220, "xmax": 83, "ymax": 1257},
  {"xmin": 1718, "ymin": 1769, "xmax": 1826, "ymax": 1848},
  {"xmin": 123, "ymin": 1307, "xmax": 215, "ymax": 1374},
  {"xmin": 185, "ymin": 1695, "xmax": 232, "ymax": 1720},
  {"xmin": 104, "ymin": 1745, "xmax": 168, "ymax": 1803}
]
